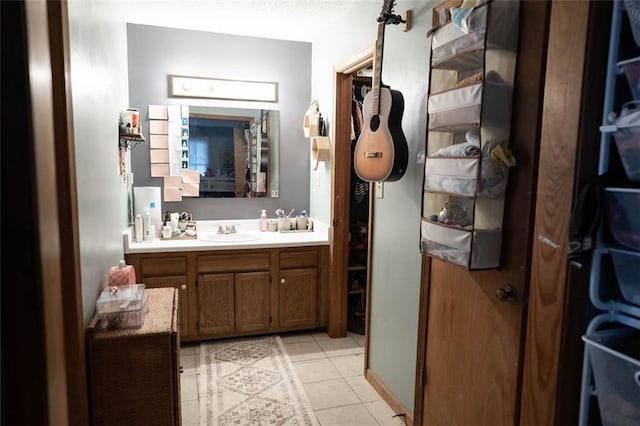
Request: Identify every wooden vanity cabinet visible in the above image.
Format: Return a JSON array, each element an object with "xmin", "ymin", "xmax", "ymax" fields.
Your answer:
[
  {"xmin": 125, "ymin": 245, "xmax": 328, "ymax": 342},
  {"xmin": 277, "ymin": 250, "xmax": 319, "ymax": 329},
  {"xmin": 197, "ymin": 252, "xmax": 271, "ymax": 338}
]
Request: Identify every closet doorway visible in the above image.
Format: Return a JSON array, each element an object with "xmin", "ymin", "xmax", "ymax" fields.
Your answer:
[{"xmin": 328, "ymin": 45, "xmax": 374, "ymax": 361}]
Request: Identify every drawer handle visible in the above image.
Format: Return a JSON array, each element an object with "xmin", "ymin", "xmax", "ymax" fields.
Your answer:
[
  {"xmin": 280, "ymin": 278, "xmax": 286, "ymax": 284},
  {"xmin": 181, "ymin": 284, "xmax": 187, "ymax": 290}
]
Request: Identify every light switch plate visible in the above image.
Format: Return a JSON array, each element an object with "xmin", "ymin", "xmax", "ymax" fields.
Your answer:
[
  {"xmin": 271, "ymin": 190, "xmax": 279, "ymax": 198},
  {"xmin": 375, "ymin": 181, "xmax": 384, "ymax": 198}
]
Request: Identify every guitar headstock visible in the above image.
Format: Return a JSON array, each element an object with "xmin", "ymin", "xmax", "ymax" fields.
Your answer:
[{"xmin": 377, "ymin": 0, "xmax": 404, "ymax": 25}]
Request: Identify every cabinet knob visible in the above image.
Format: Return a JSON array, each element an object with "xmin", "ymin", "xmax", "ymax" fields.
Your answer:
[
  {"xmin": 495, "ymin": 285, "xmax": 517, "ymax": 302},
  {"xmin": 181, "ymin": 284, "xmax": 187, "ymax": 290},
  {"xmin": 280, "ymin": 278, "xmax": 286, "ymax": 284}
]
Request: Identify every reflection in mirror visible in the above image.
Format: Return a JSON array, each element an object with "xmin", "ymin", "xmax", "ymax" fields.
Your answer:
[{"xmin": 155, "ymin": 105, "xmax": 279, "ymax": 198}]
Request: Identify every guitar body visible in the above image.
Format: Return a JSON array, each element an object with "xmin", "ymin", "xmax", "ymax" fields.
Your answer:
[{"xmin": 354, "ymin": 87, "xmax": 409, "ymax": 182}]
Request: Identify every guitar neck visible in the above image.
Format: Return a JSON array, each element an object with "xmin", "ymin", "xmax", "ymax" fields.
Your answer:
[{"xmin": 371, "ymin": 21, "xmax": 386, "ymax": 116}]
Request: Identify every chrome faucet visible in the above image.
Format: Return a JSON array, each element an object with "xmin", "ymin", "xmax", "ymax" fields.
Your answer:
[{"xmin": 217, "ymin": 225, "xmax": 236, "ymax": 234}]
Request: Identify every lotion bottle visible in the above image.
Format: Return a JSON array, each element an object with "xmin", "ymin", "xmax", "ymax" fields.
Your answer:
[
  {"xmin": 143, "ymin": 207, "xmax": 152, "ymax": 241},
  {"xmin": 260, "ymin": 210, "xmax": 268, "ymax": 232},
  {"xmin": 134, "ymin": 214, "xmax": 143, "ymax": 242}
]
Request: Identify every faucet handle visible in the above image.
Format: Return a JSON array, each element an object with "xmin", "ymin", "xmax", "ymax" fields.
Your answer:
[
  {"xmin": 230, "ymin": 225, "xmax": 236, "ymax": 233},
  {"xmin": 217, "ymin": 226, "xmax": 224, "ymax": 234}
]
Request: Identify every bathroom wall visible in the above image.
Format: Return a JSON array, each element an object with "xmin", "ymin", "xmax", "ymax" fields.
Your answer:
[
  {"xmin": 67, "ymin": 0, "xmax": 131, "ymax": 324},
  {"xmin": 310, "ymin": 0, "xmax": 431, "ymax": 411},
  {"xmin": 65, "ymin": 0, "xmax": 427, "ymax": 408},
  {"xmin": 127, "ymin": 24, "xmax": 311, "ymax": 221}
]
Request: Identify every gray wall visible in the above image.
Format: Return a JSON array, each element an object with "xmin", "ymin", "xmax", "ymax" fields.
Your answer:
[
  {"xmin": 67, "ymin": 0, "xmax": 131, "ymax": 324},
  {"xmin": 127, "ymin": 24, "xmax": 311, "ymax": 221},
  {"xmin": 310, "ymin": 0, "xmax": 432, "ymax": 411}
]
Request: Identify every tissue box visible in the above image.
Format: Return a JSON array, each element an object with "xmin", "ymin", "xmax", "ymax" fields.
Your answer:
[{"xmin": 108, "ymin": 262, "xmax": 136, "ymax": 287}]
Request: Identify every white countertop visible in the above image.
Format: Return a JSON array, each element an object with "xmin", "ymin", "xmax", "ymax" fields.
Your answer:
[{"xmin": 123, "ymin": 219, "xmax": 329, "ymax": 254}]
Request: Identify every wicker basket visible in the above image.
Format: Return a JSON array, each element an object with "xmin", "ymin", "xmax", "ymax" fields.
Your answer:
[{"xmin": 87, "ymin": 288, "xmax": 180, "ymax": 426}]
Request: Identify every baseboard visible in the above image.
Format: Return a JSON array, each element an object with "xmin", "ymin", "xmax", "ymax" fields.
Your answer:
[{"xmin": 366, "ymin": 368, "xmax": 414, "ymax": 426}]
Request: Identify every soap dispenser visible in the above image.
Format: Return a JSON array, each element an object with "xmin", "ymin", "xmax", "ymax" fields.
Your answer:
[{"xmin": 260, "ymin": 210, "xmax": 268, "ymax": 232}]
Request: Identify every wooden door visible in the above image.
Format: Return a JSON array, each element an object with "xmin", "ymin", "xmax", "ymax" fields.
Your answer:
[
  {"xmin": 416, "ymin": 2, "xmax": 550, "ymax": 425},
  {"xmin": 279, "ymin": 268, "xmax": 317, "ymax": 329},
  {"xmin": 142, "ymin": 275, "xmax": 190, "ymax": 338},
  {"xmin": 421, "ymin": 261, "xmax": 525, "ymax": 425},
  {"xmin": 329, "ymin": 45, "xmax": 374, "ymax": 337},
  {"xmin": 235, "ymin": 271, "xmax": 270, "ymax": 333},
  {"xmin": 198, "ymin": 273, "xmax": 235, "ymax": 335},
  {"xmin": 4, "ymin": 0, "xmax": 87, "ymax": 423}
]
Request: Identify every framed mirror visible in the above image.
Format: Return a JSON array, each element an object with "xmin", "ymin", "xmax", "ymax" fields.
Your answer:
[{"xmin": 148, "ymin": 104, "xmax": 279, "ymax": 198}]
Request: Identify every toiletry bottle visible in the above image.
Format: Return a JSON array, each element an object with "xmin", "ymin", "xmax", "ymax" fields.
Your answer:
[
  {"xmin": 134, "ymin": 214, "xmax": 143, "ymax": 242},
  {"xmin": 260, "ymin": 210, "xmax": 268, "ymax": 232},
  {"xmin": 143, "ymin": 207, "xmax": 152, "ymax": 241}
]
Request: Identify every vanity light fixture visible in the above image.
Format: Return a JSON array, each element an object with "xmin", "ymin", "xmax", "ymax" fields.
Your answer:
[{"xmin": 169, "ymin": 75, "xmax": 278, "ymax": 102}]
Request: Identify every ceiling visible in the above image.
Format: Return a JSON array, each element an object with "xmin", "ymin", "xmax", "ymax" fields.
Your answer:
[{"xmin": 117, "ymin": 0, "xmax": 372, "ymax": 42}]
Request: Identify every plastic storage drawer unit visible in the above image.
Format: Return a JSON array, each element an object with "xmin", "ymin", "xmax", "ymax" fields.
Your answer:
[
  {"xmin": 583, "ymin": 327, "xmax": 640, "ymax": 426},
  {"xmin": 611, "ymin": 123, "xmax": 640, "ymax": 181},
  {"xmin": 604, "ymin": 188, "xmax": 640, "ymax": 250},
  {"xmin": 610, "ymin": 248, "xmax": 640, "ymax": 306}
]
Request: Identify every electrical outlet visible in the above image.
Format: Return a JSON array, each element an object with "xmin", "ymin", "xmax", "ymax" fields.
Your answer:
[
  {"xmin": 271, "ymin": 189, "xmax": 279, "ymax": 198},
  {"xmin": 375, "ymin": 181, "xmax": 384, "ymax": 198}
]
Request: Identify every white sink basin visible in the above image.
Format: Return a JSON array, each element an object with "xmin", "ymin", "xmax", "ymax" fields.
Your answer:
[{"xmin": 198, "ymin": 232, "xmax": 261, "ymax": 243}]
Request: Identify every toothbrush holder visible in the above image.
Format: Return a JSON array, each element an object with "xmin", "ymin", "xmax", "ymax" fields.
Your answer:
[{"xmin": 278, "ymin": 217, "xmax": 292, "ymax": 232}]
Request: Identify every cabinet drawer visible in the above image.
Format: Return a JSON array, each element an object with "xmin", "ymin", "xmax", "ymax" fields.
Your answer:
[
  {"xmin": 198, "ymin": 253, "xmax": 269, "ymax": 273},
  {"xmin": 141, "ymin": 256, "xmax": 187, "ymax": 276},
  {"xmin": 279, "ymin": 250, "xmax": 318, "ymax": 269}
]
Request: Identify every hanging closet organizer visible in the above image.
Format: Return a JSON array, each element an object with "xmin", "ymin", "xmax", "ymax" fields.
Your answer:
[{"xmin": 420, "ymin": 0, "xmax": 520, "ymax": 269}]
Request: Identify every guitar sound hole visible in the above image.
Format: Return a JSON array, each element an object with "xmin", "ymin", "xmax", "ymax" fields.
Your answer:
[{"xmin": 370, "ymin": 115, "xmax": 380, "ymax": 132}]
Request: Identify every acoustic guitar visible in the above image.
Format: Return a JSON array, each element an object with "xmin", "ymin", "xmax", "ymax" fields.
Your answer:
[{"xmin": 354, "ymin": 0, "xmax": 409, "ymax": 182}]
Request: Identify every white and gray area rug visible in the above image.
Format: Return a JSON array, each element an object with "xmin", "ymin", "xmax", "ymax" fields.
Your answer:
[{"xmin": 198, "ymin": 335, "xmax": 318, "ymax": 425}]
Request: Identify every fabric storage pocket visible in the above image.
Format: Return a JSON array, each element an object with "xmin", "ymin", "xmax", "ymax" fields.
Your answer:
[
  {"xmin": 428, "ymin": 83, "xmax": 483, "ymax": 130},
  {"xmin": 421, "ymin": 219, "xmax": 472, "ymax": 267},
  {"xmin": 431, "ymin": 5, "xmax": 487, "ymax": 69},
  {"xmin": 470, "ymin": 229, "xmax": 502, "ymax": 269},
  {"xmin": 424, "ymin": 157, "xmax": 479, "ymax": 197},
  {"xmin": 481, "ymin": 81, "xmax": 513, "ymax": 128}
]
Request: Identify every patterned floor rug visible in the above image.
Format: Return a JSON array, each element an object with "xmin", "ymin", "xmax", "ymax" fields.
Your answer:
[{"xmin": 198, "ymin": 335, "xmax": 318, "ymax": 425}]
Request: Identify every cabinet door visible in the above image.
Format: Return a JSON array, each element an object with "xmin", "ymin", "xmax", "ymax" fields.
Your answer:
[
  {"xmin": 235, "ymin": 272, "xmax": 270, "ymax": 333},
  {"xmin": 279, "ymin": 268, "xmax": 317, "ymax": 329},
  {"xmin": 198, "ymin": 273, "xmax": 235, "ymax": 335},
  {"xmin": 142, "ymin": 275, "xmax": 189, "ymax": 339}
]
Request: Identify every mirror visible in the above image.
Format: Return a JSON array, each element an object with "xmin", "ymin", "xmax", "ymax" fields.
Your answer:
[
  {"xmin": 150, "ymin": 105, "xmax": 279, "ymax": 198},
  {"xmin": 187, "ymin": 106, "xmax": 278, "ymax": 198}
]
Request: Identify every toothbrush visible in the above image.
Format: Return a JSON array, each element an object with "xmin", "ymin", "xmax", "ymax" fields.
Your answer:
[{"xmin": 286, "ymin": 209, "xmax": 295, "ymax": 218}]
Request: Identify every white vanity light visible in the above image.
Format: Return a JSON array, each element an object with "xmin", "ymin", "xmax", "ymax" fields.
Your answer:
[{"xmin": 169, "ymin": 75, "xmax": 278, "ymax": 102}]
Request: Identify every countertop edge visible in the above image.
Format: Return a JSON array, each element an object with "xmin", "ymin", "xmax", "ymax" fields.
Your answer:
[{"xmin": 123, "ymin": 219, "xmax": 330, "ymax": 254}]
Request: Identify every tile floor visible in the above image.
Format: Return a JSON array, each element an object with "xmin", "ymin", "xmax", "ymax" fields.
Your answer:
[{"xmin": 179, "ymin": 331, "xmax": 405, "ymax": 425}]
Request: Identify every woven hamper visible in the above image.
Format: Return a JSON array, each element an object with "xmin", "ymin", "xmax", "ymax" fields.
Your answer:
[{"xmin": 87, "ymin": 287, "xmax": 180, "ymax": 426}]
